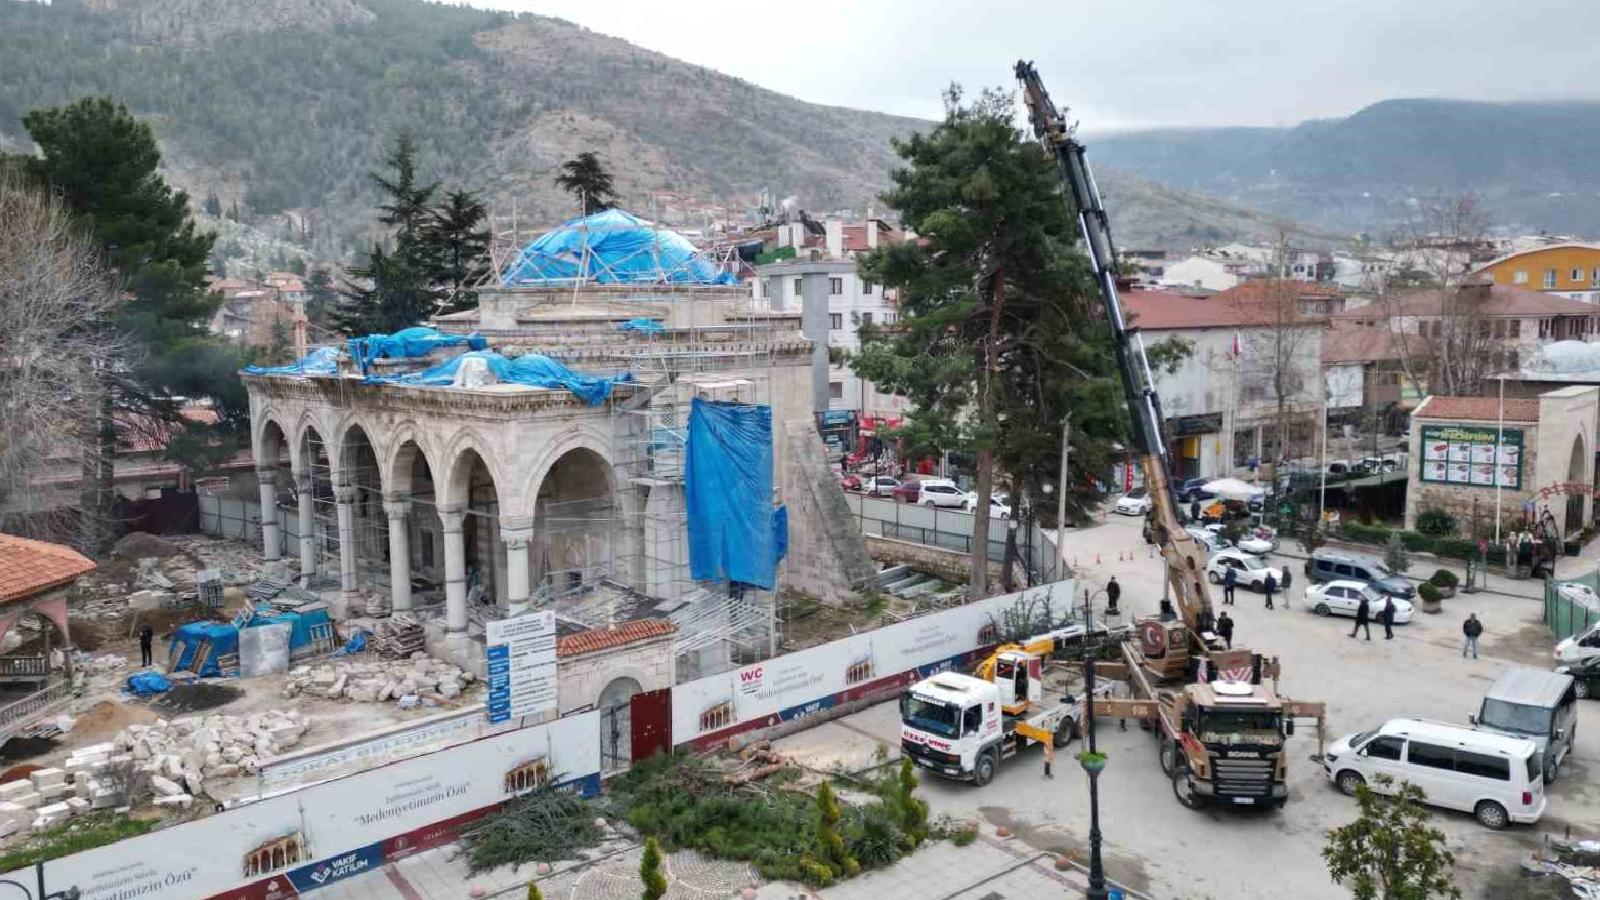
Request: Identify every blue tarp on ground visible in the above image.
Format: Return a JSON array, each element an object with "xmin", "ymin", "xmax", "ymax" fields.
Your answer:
[
  {"xmin": 685, "ymin": 398, "xmax": 784, "ymax": 589},
  {"xmin": 347, "ymin": 327, "xmax": 487, "ymax": 374},
  {"xmin": 363, "ymin": 350, "xmax": 630, "ymax": 405},
  {"xmin": 500, "ymin": 209, "xmax": 739, "ymax": 286},
  {"xmin": 241, "ymin": 346, "xmax": 340, "ymax": 376},
  {"xmin": 126, "ymin": 671, "xmax": 171, "ymax": 695}
]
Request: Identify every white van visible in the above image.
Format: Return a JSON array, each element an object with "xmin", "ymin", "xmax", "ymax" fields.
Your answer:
[
  {"xmin": 1555, "ymin": 619, "xmax": 1600, "ymax": 665},
  {"xmin": 1324, "ymin": 718, "xmax": 1545, "ymax": 829}
]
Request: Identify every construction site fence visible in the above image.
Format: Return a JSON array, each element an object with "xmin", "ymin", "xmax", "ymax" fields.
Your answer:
[
  {"xmin": 198, "ymin": 496, "xmax": 305, "ymax": 554},
  {"xmin": 1546, "ymin": 572, "xmax": 1600, "ymax": 641},
  {"xmin": 843, "ymin": 494, "xmax": 1055, "ymax": 577}
]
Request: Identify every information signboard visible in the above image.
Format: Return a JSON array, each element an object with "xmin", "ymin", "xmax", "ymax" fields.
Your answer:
[
  {"xmin": 485, "ymin": 610, "xmax": 557, "ymax": 724},
  {"xmin": 1420, "ymin": 424, "xmax": 1523, "ymax": 490}
]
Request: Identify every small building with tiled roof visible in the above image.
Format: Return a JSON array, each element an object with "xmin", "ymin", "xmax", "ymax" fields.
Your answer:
[
  {"xmin": 1404, "ymin": 387, "xmax": 1600, "ymax": 534},
  {"xmin": 0, "ymin": 534, "xmax": 86, "ymax": 742},
  {"xmin": 0, "ymin": 533, "xmax": 94, "ymax": 607},
  {"xmin": 555, "ymin": 619, "xmax": 675, "ymax": 765}
]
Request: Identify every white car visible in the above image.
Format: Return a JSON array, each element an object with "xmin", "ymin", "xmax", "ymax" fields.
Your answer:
[
  {"xmin": 1303, "ymin": 579, "xmax": 1414, "ymax": 623},
  {"xmin": 1202, "ymin": 523, "xmax": 1276, "ymax": 556},
  {"xmin": 917, "ymin": 479, "xmax": 969, "ymax": 508},
  {"xmin": 1205, "ymin": 548, "xmax": 1283, "ymax": 591},
  {"xmin": 1185, "ymin": 525, "xmax": 1230, "ymax": 554},
  {"xmin": 865, "ymin": 475, "xmax": 900, "ymax": 498},
  {"xmin": 1114, "ymin": 489, "xmax": 1151, "ymax": 516},
  {"xmin": 965, "ymin": 492, "xmax": 1011, "ymax": 519}
]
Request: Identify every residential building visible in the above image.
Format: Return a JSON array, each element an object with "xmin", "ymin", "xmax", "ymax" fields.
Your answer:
[
  {"xmin": 1209, "ymin": 279, "xmax": 1347, "ymax": 319},
  {"xmin": 263, "ymin": 272, "xmax": 309, "ymax": 306},
  {"xmin": 1473, "ymin": 243, "xmax": 1600, "ymax": 304},
  {"xmin": 1161, "ymin": 254, "xmax": 1258, "ymax": 292},
  {"xmin": 1123, "ymin": 290, "xmax": 1326, "ymax": 478}
]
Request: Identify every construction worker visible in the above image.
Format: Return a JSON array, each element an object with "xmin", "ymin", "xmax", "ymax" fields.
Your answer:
[
  {"xmin": 1042, "ymin": 739, "xmax": 1055, "ymax": 779},
  {"xmin": 1217, "ymin": 611, "xmax": 1234, "ymax": 649},
  {"xmin": 1380, "ymin": 595, "xmax": 1396, "ymax": 640},
  {"xmin": 138, "ymin": 625, "xmax": 154, "ymax": 667},
  {"xmin": 1350, "ymin": 593, "xmax": 1373, "ymax": 640}
]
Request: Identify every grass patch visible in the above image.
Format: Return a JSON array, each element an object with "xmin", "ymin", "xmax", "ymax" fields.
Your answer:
[{"xmin": 0, "ymin": 812, "xmax": 157, "ymax": 871}]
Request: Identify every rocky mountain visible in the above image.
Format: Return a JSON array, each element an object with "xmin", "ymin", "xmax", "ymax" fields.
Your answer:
[
  {"xmin": 1091, "ymin": 99, "xmax": 1600, "ymax": 237},
  {"xmin": 0, "ymin": 0, "xmax": 1326, "ymax": 255}
]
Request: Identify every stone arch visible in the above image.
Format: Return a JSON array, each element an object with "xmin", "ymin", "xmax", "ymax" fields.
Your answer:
[
  {"xmin": 597, "ymin": 673, "xmax": 646, "ymax": 773},
  {"xmin": 1569, "ymin": 432, "xmax": 1589, "ymax": 533},
  {"xmin": 526, "ymin": 435, "xmax": 619, "ymax": 595},
  {"xmin": 340, "ymin": 423, "xmax": 387, "ymax": 588},
  {"xmin": 381, "ymin": 422, "xmax": 437, "ymax": 499},
  {"xmin": 298, "ymin": 421, "xmax": 337, "ymax": 579},
  {"xmin": 443, "ymin": 444, "xmax": 506, "ymax": 605},
  {"xmin": 254, "ymin": 410, "xmax": 292, "ymax": 465},
  {"xmin": 518, "ymin": 426, "xmax": 616, "ymax": 514},
  {"xmin": 438, "ymin": 430, "xmax": 509, "ymax": 513}
]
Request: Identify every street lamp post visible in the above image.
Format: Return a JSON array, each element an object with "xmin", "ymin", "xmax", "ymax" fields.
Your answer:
[{"xmin": 1081, "ymin": 589, "xmax": 1109, "ymax": 900}]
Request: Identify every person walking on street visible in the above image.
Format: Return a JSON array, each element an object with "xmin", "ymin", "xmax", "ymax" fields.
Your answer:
[
  {"xmin": 138, "ymin": 625, "xmax": 154, "ymax": 667},
  {"xmin": 1190, "ymin": 498, "xmax": 1201, "ymax": 522},
  {"xmin": 1263, "ymin": 572, "xmax": 1277, "ymax": 610},
  {"xmin": 1351, "ymin": 594, "xmax": 1372, "ymax": 640},
  {"xmin": 1280, "ymin": 568, "xmax": 1292, "ymax": 609},
  {"xmin": 1223, "ymin": 566, "xmax": 1237, "ymax": 605},
  {"xmin": 1106, "ymin": 576, "xmax": 1121, "ymax": 614},
  {"xmin": 1217, "ymin": 611, "xmax": 1234, "ymax": 649},
  {"xmin": 1463, "ymin": 613, "xmax": 1483, "ymax": 659},
  {"xmin": 1380, "ymin": 596, "xmax": 1396, "ymax": 640}
]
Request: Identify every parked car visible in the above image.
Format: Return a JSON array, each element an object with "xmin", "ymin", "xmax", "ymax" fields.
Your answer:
[
  {"xmin": 1471, "ymin": 667, "xmax": 1578, "ymax": 782},
  {"xmin": 1323, "ymin": 718, "xmax": 1545, "ymax": 829},
  {"xmin": 1203, "ymin": 523, "xmax": 1276, "ymax": 556},
  {"xmin": 1555, "ymin": 654, "xmax": 1600, "ymax": 700},
  {"xmin": 1184, "ymin": 525, "xmax": 1230, "ymax": 553},
  {"xmin": 865, "ymin": 475, "xmax": 901, "ymax": 498},
  {"xmin": 839, "ymin": 474, "xmax": 863, "ymax": 492},
  {"xmin": 1326, "ymin": 459, "xmax": 1353, "ymax": 476},
  {"xmin": 916, "ymin": 479, "xmax": 969, "ymax": 508},
  {"xmin": 1176, "ymin": 477, "xmax": 1215, "ymax": 503},
  {"xmin": 964, "ymin": 492, "xmax": 1012, "ymax": 518},
  {"xmin": 1204, "ymin": 548, "xmax": 1283, "ymax": 591},
  {"xmin": 1555, "ymin": 619, "xmax": 1600, "ymax": 665},
  {"xmin": 1304, "ymin": 549, "xmax": 1416, "ymax": 600},
  {"xmin": 1303, "ymin": 579, "xmax": 1413, "ymax": 623},
  {"xmin": 1113, "ymin": 488, "xmax": 1151, "ymax": 516}
]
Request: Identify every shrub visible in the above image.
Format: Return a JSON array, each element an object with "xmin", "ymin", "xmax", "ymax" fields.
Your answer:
[
  {"xmin": 1384, "ymin": 532, "xmax": 1412, "ymax": 574},
  {"xmin": 1417, "ymin": 582, "xmax": 1442, "ymax": 603},
  {"xmin": 950, "ymin": 827, "xmax": 978, "ymax": 847},
  {"xmin": 1340, "ymin": 522, "xmax": 1391, "ymax": 546},
  {"xmin": 1398, "ymin": 531, "xmax": 1433, "ymax": 552},
  {"xmin": 527, "ymin": 883, "xmax": 544, "ymax": 900},
  {"xmin": 1432, "ymin": 538, "xmax": 1478, "ymax": 560},
  {"xmin": 1415, "ymin": 509, "xmax": 1458, "ymax": 537},
  {"xmin": 640, "ymin": 837, "xmax": 667, "ymax": 900},
  {"xmin": 462, "ymin": 783, "xmax": 603, "ymax": 873},
  {"xmin": 1430, "ymin": 569, "xmax": 1459, "ymax": 588}
]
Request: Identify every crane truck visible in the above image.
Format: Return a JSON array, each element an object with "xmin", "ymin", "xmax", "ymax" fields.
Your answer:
[
  {"xmin": 900, "ymin": 625, "xmax": 1117, "ymax": 785},
  {"xmin": 1012, "ymin": 60, "xmax": 1326, "ymax": 810}
]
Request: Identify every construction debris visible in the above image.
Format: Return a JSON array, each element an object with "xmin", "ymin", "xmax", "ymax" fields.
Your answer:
[
  {"xmin": 722, "ymin": 741, "xmax": 790, "ymax": 785},
  {"xmin": 1524, "ymin": 836, "xmax": 1600, "ymax": 899},
  {"xmin": 371, "ymin": 614, "xmax": 425, "ymax": 658},
  {"xmin": 283, "ymin": 654, "xmax": 475, "ymax": 705}
]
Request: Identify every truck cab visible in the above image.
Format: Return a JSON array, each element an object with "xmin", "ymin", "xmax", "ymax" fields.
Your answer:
[
  {"xmin": 900, "ymin": 668, "xmax": 1083, "ymax": 787},
  {"xmin": 1167, "ymin": 682, "xmax": 1292, "ymax": 808}
]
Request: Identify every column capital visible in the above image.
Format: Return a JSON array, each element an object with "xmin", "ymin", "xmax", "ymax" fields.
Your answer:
[
  {"xmin": 500, "ymin": 525, "xmax": 534, "ymax": 552},
  {"xmin": 383, "ymin": 500, "xmax": 411, "ymax": 522},
  {"xmin": 254, "ymin": 464, "xmax": 276, "ymax": 479},
  {"xmin": 333, "ymin": 484, "xmax": 357, "ymax": 505},
  {"xmin": 438, "ymin": 504, "xmax": 466, "ymax": 533}
]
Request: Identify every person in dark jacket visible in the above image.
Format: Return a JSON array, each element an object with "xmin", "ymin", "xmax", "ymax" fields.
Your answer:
[
  {"xmin": 1262, "ymin": 572, "xmax": 1277, "ymax": 610},
  {"xmin": 1217, "ymin": 611, "xmax": 1234, "ymax": 649},
  {"xmin": 1380, "ymin": 596, "xmax": 1396, "ymax": 640},
  {"xmin": 1106, "ymin": 576, "xmax": 1121, "ymax": 613},
  {"xmin": 1350, "ymin": 594, "xmax": 1372, "ymax": 640},
  {"xmin": 1223, "ymin": 566, "xmax": 1237, "ymax": 605},
  {"xmin": 1280, "ymin": 568, "xmax": 1292, "ymax": 608},
  {"xmin": 138, "ymin": 625, "xmax": 154, "ymax": 667},
  {"xmin": 1463, "ymin": 613, "xmax": 1483, "ymax": 658},
  {"xmin": 1190, "ymin": 498, "xmax": 1202, "ymax": 522}
]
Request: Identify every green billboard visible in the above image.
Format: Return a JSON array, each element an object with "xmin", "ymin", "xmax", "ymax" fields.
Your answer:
[{"xmin": 1420, "ymin": 423, "xmax": 1523, "ymax": 490}]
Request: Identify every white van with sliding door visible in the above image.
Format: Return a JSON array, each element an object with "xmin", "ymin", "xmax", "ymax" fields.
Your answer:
[{"xmin": 1323, "ymin": 718, "xmax": 1544, "ymax": 829}]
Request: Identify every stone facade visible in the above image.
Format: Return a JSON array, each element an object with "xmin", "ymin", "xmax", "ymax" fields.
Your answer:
[
  {"xmin": 778, "ymin": 420, "xmax": 875, "ymax": 606},
  {"xmin": 556, "ymin": 632, "xmax": 673, "ymax": 716}
]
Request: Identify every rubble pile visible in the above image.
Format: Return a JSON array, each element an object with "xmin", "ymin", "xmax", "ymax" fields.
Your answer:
[
  {"xmin": 283, "ymin": 653, "xmax": 476, "ymax": 705},
  {"xmin": 371, "ymin": 614, "xmax": 425, "ymax": 658},
  {"xmin": 72, "ymin": 534, "xmax": 275, "ymax": 622},
  {"xmin": 1525, "ymin": 836, "xmax": 1600, "ymax": 898}
]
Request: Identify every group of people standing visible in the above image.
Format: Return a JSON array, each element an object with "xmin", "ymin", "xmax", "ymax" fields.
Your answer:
[{"xmin": 1218, "ymin": 564, "xmax": 1290, "ymax": 610}]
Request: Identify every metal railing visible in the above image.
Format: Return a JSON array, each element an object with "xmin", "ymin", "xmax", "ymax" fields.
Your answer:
[
  {"xmin": 0, "ymin": 656, "xmax": 48, "ymax": 681},
  {"xmin": 0, "ymin": 679, "xmax": 72, "ymax": 737}
]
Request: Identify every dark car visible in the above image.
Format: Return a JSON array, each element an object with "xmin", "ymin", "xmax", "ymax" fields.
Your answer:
[
  {"xmin": 1557, "ymin": 655, "xmax": 1600, "ymax": 701},
  {"xmin": 1176, "ymin": 477, "xmax": 1216, "ymax": 503},
  {"xmin": 1303, "ymin": 549, "xmax": 1416, "ymax": 600}
]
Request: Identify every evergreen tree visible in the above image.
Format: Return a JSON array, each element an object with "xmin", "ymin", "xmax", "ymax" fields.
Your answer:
[
  {"xmin": 852, "ymin": 86, "xmax": 1116, "ymax": 598},
  {"xmin": 335, "ymin": 134, "xmax": 443, "ymax": 335},
  {"xmin": 22, "ymin": 97, "xmax": 228, "ymax": 552},
  {"xmin": 638, "ymin": 837, "xmax": 667, "ymax": 900},
  {"xmin": 426, "ymin": 188, "xmax": 491, "ymax": 312},
  {"xmin": 374, "ymin": 133, "xmax": 438, "ymax": 239},
  {"xmin": 304, "ymin": 266, "xmax": 337, "ymax": 328},
  {"xmin": 1323, "ymin": 777, "xmax": 1460, "ymax": 900},
  {"xmin": 555, "ymin": 151, "xmax": 618, "ymax": 215}
]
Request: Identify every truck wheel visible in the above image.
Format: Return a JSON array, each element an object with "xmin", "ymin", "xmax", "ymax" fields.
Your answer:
[
  {"xmin": 1172, "ymin": 763, "xmax": 1204, "ymax": 809},
  {"xmin": 1158, "ymin": 738, "xmax": 1176, "ymax": 775},
  {"xmin": 973, "ymin": 750, "xmax": 997, "ymax": 787},
  {"xmin": 1054, "ymin": 718, "xmax": 1077, "ymax": 748},
  {"xmin": 1544, "ymin": 757, "xmax": 1559, "ymax": 783}
]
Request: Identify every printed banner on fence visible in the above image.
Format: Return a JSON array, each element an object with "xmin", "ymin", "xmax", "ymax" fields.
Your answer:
[{"xmin": 18, "ymin": 712, "xmax": 600, "ymax": 900}]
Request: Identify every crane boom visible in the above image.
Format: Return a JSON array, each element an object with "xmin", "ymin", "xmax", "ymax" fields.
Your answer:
[{"xmin": 1014, "ymin": 60, "xmax": 1215, "ymax": 633}]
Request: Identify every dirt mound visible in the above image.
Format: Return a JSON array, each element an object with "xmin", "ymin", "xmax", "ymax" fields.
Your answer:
[
  {"xmin": 112, "ymin": 532, "xmax": 182, "ymax": 560},
  {"xmin": 71, "ymin": 699, "xmax": 157, "ymax": 741},
  {"xmin": 0, "ymin": 764, "xmax": 42, "ymax": 783},
  {"xmin": 152, "ymin": 681, "xmax": 242, "ymax": 713}
]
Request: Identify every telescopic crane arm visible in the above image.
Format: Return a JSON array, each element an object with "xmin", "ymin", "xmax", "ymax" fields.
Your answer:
[{"xmin": 1014, "ymin": 60, "xmax": 1215, "ymax": 632}]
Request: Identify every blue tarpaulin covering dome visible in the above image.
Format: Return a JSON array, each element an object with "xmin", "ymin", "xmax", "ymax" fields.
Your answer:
[{"xmin": 501, "ymin": 208, "xmax": 738, "ymax": 286}]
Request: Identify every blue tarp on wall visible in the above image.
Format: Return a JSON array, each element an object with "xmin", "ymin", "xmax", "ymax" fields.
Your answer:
[
  {"xmin": 363, "ymin": 350, "xmax": 630, "ymax": 405},
  {"xmin": 500, "ymin": 209, "xmax": 739, "ymax": 286},
  {"xmin": 685, "ymin": 398, "xmax": 784, "ymax": 589}
]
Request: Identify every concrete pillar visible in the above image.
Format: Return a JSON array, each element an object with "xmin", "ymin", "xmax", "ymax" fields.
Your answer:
[
  {"xmin": 384, "ymin": 498, "xmax": 412, "ymax": 612},
  {"xmin": 801, "ymin": 271, "xmax": 831, "ymax": 414},
  {"xmin": 296, "ymin": 471, "xmax": 315, "ymax": 583},
  {"xmin": 334, "ymin": 484, "xmax": 358, "ymax": 597},
  {"xmin": 501, "ymin": 521, "xmax": 533, "ymax": 615},
  {"xmin": 256, "ymin": 466, "xmax": 281, "ymax": 561},
  {"xmin": 440, "ymin": 505, "xmax": 468, "ymax": 632}
]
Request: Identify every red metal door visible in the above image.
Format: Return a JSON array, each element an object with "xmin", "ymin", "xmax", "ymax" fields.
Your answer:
[{"xmin": 631, "ymin": 688, "xmax": 672, "ymax": 763}]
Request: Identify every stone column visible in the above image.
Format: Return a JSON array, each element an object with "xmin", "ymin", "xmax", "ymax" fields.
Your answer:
[
  {"xmin": 439, "ymin": 505, "xmax": 468, "ymax": 632},
  {"xmin": 296, "ymin": 471, "xmax": 316, "ymax": 583},
  {"xmin": 256, "ymin": 466, "xmax": 281, "ymax": 561},
  {"xmin": 501, "ymin": 520, "xmax": 533, "ymax": 615},
  {"xmin": 334, "ymin": 484, "xmax": 359, "ymax": 598},
  {"xmin": 384, "ymin": 498, "xmax": 413, "ymax": 612}
]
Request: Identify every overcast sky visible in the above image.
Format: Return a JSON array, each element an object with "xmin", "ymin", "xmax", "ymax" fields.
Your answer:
[{"xmin": 468, "ymin": 0, "xmax": 1600, "ymax": 130}]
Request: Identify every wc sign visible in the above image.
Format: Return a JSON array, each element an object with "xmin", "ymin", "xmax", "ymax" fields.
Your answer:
[{"xmin": 737, "ymin": 664, "xmax": 765, "ymax": 698}]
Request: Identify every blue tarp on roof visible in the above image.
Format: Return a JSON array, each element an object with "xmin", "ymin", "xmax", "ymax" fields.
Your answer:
[
  {"xmin": 363, "ymin": 350, "xmax": 630, "ymax": 405},
  {"xmin": 241, "ymin": 346, "xmax": 340, "ymax": 376},
  {"xmin": 347, "ymin": 327, "xmax": 487, "ymax": 374},
  {"xmin": 501, "ymin": 209, "xmax": 738, "ymax": 286},
  {"xmin": 684, "ymin": 398, "xmax": 783, "ymax": 590}
]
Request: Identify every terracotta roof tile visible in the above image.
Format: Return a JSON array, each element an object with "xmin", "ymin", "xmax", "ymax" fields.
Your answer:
[
  {"xmin": 1122, "ymin": 289, "xmax": 1293, "ymax": 330},
  {"xmin": 557, "ymin": 618, "xmax": 675, "ymax": 657},
  {"xmin": 0, "ymin": 533, "xmax": 95, "ymax": 605},
  {"xmin": 1322, "ymin": 325, "xmax": 1412, "ymax": 364},
  {"xmin": 1414, "ymin": 396, "xmax": 1541, "ymax": 423},
  {"xmin": 1211, "ymin": 279, "xmax": 1343, "ymax": 303}
]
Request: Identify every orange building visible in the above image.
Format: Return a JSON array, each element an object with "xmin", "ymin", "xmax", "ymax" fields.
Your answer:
[{"xmin": 1475, "ymin": 244, "xmax": 1600, "ymax": 303}]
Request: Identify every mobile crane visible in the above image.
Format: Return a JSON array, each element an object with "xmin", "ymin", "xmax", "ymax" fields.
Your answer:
[{"xmin": 1014, "ymin": 61, "xmax": 1326, "ymax": 809}]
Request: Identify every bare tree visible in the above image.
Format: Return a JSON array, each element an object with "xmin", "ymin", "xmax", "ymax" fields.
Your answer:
[
  {"xmin": 1226, "ymin": 241, "xmax": 1324, "ymax": 466},
  {"xmin": 0, "ymin": 171, "xmax": 130, "ymax": 544}
]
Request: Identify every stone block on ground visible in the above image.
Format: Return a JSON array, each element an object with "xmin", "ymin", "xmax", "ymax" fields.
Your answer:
[
  {"xmin": 28, "ymin": 768, "xmax": 65, "ymax": 789},
  {"xmin": 150, "ymin": 776, "xmax": 183, "ymax": 797}
]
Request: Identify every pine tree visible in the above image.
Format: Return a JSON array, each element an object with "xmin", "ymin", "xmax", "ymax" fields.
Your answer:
[
  {"xmin": 373, "ymin": 133, "xmax": 437, "ymax": 239},
  {"xmin": 22, "ymin": 97, "xmax": 227, "ymax": 552},
  {"xmin": 555, "ymin": 151, "xmax": 618, "ymax": 215},
  {"xmin": 813, "ymin": 780, "xmax": 858, "ymax": 882},
  {"xmin": 335, "ymin": 134, "xmax": 444, "ymax": 335},
  {"xmin": 304, "ymin": 266, "xmax": 337, "ymax": 328},
  {"xmin": 895, "ymin": 758, "xmax": 928, "ymax": 845},
  {"xmin": 425, "ymin": 188, "xmax": 491, "ymax": 312},
  {"xmin": 638, "ymin": 837, "xmax": 667, "ymax": 900}
]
